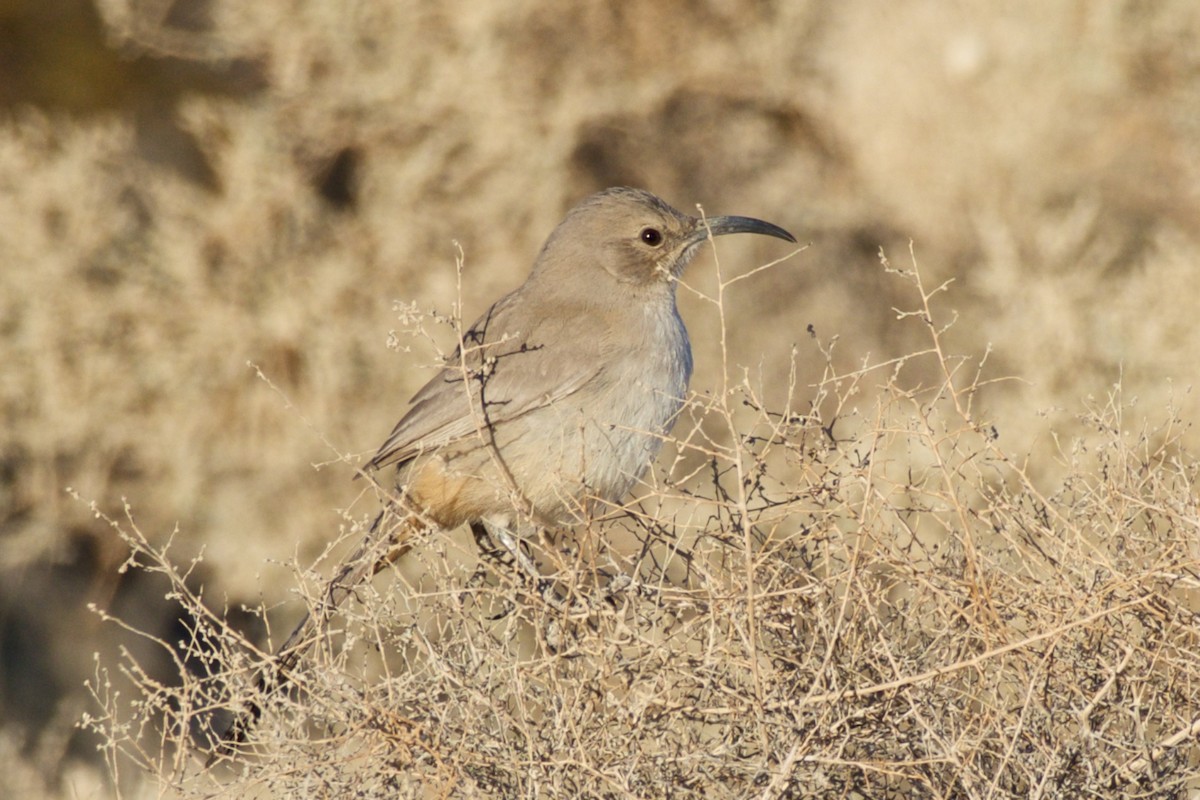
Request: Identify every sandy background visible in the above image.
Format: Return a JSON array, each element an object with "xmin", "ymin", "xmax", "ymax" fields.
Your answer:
[{"xmin": 2, "ymin": 0, "xmax": 1199, "ymax": 796}]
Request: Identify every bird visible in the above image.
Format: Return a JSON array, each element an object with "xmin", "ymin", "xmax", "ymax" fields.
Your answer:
[{"xmin": 209, "ymin": 187, "xmax": 795, "ymax": 758}]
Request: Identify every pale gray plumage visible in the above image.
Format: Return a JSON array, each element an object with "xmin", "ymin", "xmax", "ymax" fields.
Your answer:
[
  {"xmin": 211, "ymin": 187, "xmax": 794, "ymax": 756},
  {"xmin": 365, "ymin": 186, "xmax": 796, "ymax": 528}
]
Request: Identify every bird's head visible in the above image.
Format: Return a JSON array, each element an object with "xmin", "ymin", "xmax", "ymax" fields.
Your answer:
[{"xmin": 532, "ymin": 187, "xmax": 796, "ymax": 292}]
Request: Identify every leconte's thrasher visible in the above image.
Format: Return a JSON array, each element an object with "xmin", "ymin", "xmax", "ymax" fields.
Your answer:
[{"xmin": 211, "ymin": 187, "xmax": 795, "ymax": 757}]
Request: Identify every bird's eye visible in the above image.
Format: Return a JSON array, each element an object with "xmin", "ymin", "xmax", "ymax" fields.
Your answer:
[{"xmin": 640, "ymin": 227, "xmax": 663, "ymax": 246}]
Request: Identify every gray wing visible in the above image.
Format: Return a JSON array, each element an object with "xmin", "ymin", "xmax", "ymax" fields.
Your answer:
[{"xmin": 365, "ymin": 290, "xmax": 603, "ymax": 472}]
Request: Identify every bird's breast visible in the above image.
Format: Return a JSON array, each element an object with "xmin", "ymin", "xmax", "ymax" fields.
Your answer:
[
  {"xmin": 484, "ymin": 297, "xmax": 694, "ymax": 518},
  {"xmin": 574, "ymin": 302, "xmax": 692, "ymax": 499}
]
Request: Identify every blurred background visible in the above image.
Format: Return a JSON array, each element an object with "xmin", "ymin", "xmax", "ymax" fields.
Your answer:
[{"xmin": 2, "ymin": 0, "xmax": 1198, "ymax": 796}]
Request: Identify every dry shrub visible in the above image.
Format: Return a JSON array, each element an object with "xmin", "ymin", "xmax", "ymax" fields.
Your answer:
[
  {"xmin": 81, "ymin": 253, "xmax": 1200, "ymax": 798},
  {"xmin": 9, "ymin": 6, "xmax": 1200, "ymax": 792}
]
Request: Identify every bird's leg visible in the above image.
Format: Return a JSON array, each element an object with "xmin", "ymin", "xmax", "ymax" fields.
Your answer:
[
  {"xmin": 471, "ymin": 519, "xmax": 544, "ymax": 586},
  {"xmin": 471, "ymin": 520, "xmax": 590, "ymax": 616},
  {"xmin": 494, "ymin": 524, "xmax": 542, "ymax": 583},
  {"xmin": 469, "ymin": 520, "xmax": 509, "ymax": 564}
]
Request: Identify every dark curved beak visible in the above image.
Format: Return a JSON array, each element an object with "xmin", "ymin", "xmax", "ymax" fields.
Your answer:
[{"xmin": 688, "ymin": 214, "xmax": 797, "ymax": 246}]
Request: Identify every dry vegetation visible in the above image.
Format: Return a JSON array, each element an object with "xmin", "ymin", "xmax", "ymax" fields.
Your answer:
[
  {"xmin": 3, "ymin": 1, "xmax": 1200, "ymax": 798},
  {"xmin": 80, "ymin": 258, "xmax": 1200, "ymax": 798}
]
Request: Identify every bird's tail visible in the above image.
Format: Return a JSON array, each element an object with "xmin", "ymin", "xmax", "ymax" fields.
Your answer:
[{"xmin": 206, "ymin": 507, "xmax": 420, "ymax": 764}]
